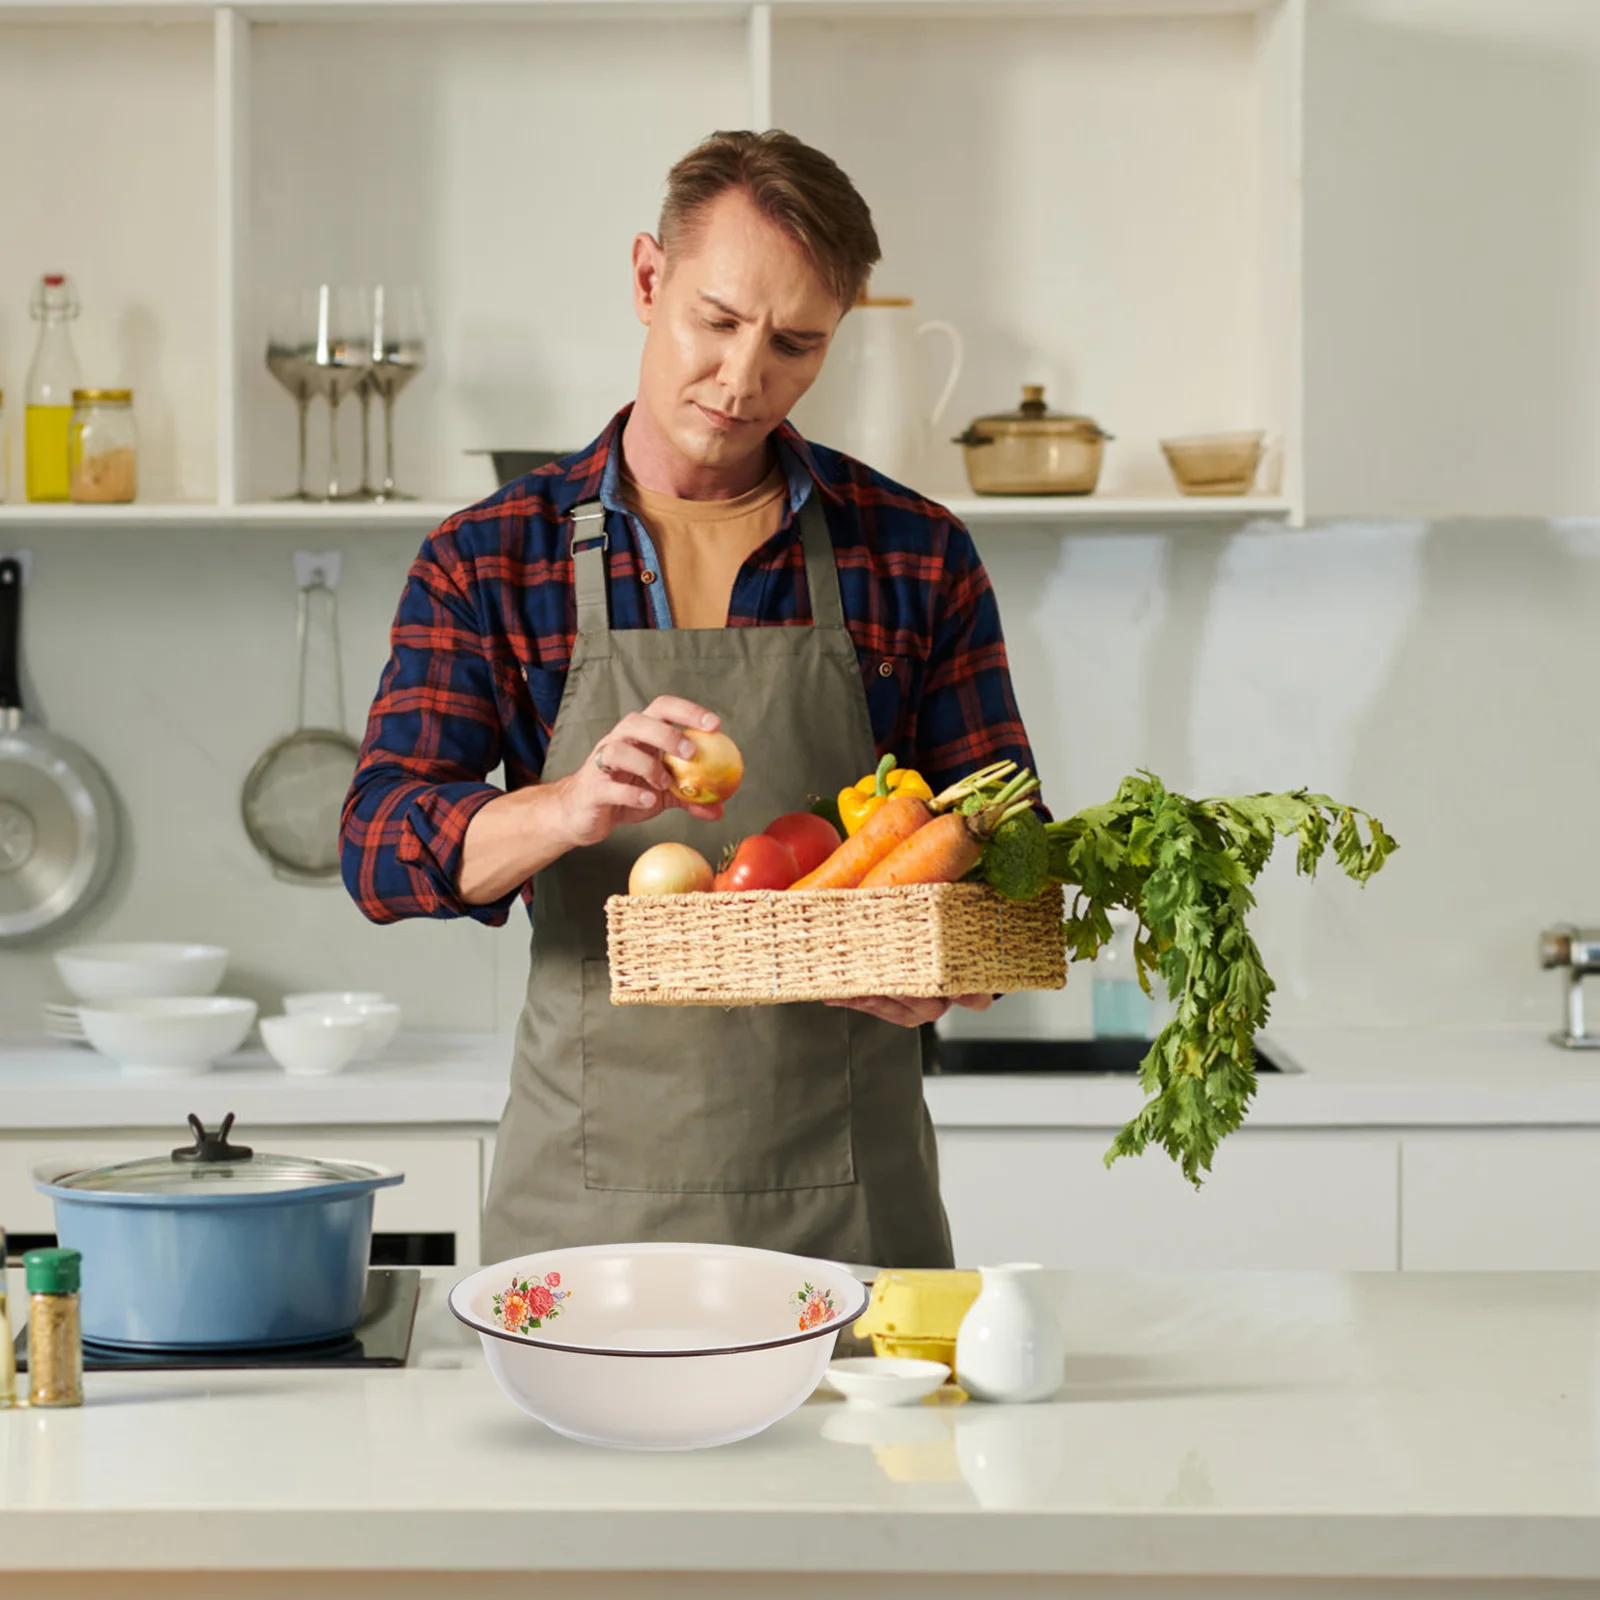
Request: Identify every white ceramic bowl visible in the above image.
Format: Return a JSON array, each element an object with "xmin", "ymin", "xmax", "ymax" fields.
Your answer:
[
  {"xmin": 54, "ymin": 942, "xmax": 229, "ymax": 1003},
  {"xmin": 259, "ymin": 1013, "xmax": 366, "ymax": 1077},
  {"xmin": 282, "ymin": 993, "xmax": 400, "ymax": 1060},
  {"xmin": 824, "ymin": 1356, "xmax": 951, "ymax": 1408},
  {"xmin": 450, "ymin": 1242, "xmax": 870, "ymax": 1450},
  {"xmin": 77, "ymin": 997, "xmax": 258, "ymax": 1078}
]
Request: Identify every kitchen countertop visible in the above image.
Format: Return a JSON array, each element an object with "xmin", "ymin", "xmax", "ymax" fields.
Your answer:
[
  {"xmin": 5, "ymin": 1265, "xmax": 1600, "ymax": 1596},
  {"xmin": 4, "ymin": 1025, "xmax": 1600, "ymax": 1134}
]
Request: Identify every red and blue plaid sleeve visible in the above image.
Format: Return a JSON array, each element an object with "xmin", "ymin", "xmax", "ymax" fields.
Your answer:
[
  {"xmin": 913, "ymin": 520, "xmax": 1040, "ymax": 805},
  {"xmin": 340, "ymin": 522, "xmax": 517, "ymax": 927}
]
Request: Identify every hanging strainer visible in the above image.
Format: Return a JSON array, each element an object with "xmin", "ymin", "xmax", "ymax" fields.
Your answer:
[{"xmin": 241, "ymin": 579, "xmax": 361, "ymax": 884}]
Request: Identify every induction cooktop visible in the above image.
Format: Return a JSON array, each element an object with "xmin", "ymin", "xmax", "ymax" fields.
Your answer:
[{"xmin": 12, "ymin": 1267, "xmax": 421, "ymax": 1373}]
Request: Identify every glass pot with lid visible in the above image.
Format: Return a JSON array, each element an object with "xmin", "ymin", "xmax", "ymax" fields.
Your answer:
[
  {"xmin": 953, "ymin": 385, "xmax": 1112, "ymax": 496},
  {"xmin": 31, "ymin": 1113, "xmax": 403, "ymax": 1349}
]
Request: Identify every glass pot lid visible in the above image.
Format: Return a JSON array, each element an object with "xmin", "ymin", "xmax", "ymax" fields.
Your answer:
[
  {"xmin": 47, "ymin": 1113, "xmax": 384, "ymax": 1197},
  {"xmin": 955, "ymin": 385, "xmax": 1111, "ymax": 443}
]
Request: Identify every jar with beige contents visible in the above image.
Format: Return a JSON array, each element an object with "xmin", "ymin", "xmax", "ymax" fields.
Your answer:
[
  {"xmin": 68, "ymin": 388, "xmax": 137, "ymax": 504},
  {"xmin": 24, "ymin": 1247, "xmax": 83, "ymax": 1408}
]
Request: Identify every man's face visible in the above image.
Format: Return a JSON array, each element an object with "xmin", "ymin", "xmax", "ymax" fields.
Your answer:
[{"xmin": 632, "ymin": 188, "xmax": 843, "ymax": 474}]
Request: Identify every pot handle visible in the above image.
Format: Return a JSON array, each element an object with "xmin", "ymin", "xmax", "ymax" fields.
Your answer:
[
  {"xmin": 0, "ymin": 557, "xmax": 22, "ymax": 716},
  {"xmin": 916, "ymin": 320, "xmax": 964, "ymax": 430}
]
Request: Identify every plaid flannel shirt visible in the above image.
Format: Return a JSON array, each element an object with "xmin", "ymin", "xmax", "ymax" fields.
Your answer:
[{"xmin": 341, "ymin": 405, "xmax": 1038, "ymax": 925}]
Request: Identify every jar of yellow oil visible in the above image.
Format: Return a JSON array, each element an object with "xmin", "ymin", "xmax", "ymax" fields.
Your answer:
[{"xmin": 25, "ymin": 273, "xmax": 82, "ymax": 503}]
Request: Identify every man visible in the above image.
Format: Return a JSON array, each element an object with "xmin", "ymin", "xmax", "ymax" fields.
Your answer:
[{"xmin": 342, "ymin": 129, "xmax": 1040, "ymax": 1269}]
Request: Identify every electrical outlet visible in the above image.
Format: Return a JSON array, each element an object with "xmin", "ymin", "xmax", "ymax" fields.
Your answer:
[{"xmin": 293, "ymin": 549, "xmax": 341, "ymax": 590}]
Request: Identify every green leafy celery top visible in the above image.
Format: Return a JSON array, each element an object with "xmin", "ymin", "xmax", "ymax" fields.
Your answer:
[{"xmin": 1045, "ymin": 774, "xmax": 1397, "ymax": 1186}]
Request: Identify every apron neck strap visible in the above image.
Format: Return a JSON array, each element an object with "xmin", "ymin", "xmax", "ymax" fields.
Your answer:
[
  {"xmin": 798, "ymin": 491, "xmax": 844, "ymax": 630},
  {"xmin": 569, "ymin": 503, "xmax": 610, "ymax": 638},
  {"xmin": 567, "ymin": 483, "xmax": 842, "ymax": 635}
]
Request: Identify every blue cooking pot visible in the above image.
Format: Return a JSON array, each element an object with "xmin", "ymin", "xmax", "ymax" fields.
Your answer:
[{"xmin": 32, "ymin": 1113, "xmax": 403, "ymax": 1349}]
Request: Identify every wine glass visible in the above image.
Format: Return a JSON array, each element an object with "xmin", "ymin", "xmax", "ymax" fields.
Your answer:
[
  {"xmin": 265, "ymin": 289, "xmax": 320, "ymax": 501},
  {"xmin": 367, "ymin": 285, "xmax": 426, "ymax": 502},
  {"xmin": 347, "ymin": 371, "xmax": 378, "ymax": 502},
  {"xmin": 308, "ymin": 284, "xmax": 371, "ymax": 501}
]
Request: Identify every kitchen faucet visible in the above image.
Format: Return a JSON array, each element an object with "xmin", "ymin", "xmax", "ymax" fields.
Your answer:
[{"xmin": 1539, "ymin": 924, "xmax": 1600, "ymax": 1047}]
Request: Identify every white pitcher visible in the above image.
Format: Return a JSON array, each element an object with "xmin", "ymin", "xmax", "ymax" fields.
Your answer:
[
  {"xmin": 798, "ymin": 297, "xmax": 963, "ymax": 489},
  {"xmin": 954, "ymin": 1262, "xmax": 1065, "ymax": 1404}
]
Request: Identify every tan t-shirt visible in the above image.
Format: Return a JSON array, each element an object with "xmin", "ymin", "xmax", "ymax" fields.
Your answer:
[{"xmin": 620, "ymin": 463, "xmax": 788, "ymax": 630}]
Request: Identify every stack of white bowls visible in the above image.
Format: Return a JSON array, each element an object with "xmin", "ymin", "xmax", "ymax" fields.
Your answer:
[
  {"xmin": 51, "ymin": 943, "xmax": 255, "ymax": 1078},
  {"xmin": 260, "ymin": 990, "xmax": 402, "ymax": 1078},
  {"xmin": 41, "ymin": 1000, "xmax": 88, "ymax": 1046}
]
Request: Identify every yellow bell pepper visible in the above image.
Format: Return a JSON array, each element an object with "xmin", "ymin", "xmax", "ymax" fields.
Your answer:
[{"xmin": 837, "ymin": 755, "xmax": 934, "ymax": 836}]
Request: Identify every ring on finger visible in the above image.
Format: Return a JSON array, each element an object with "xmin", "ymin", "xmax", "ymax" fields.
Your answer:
[{"xmin": 593, "ymin": 748, "xmax": 610, "ymax": 775}]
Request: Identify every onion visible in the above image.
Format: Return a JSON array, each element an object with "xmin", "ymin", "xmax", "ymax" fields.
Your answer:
[
  {"xmin": 627, "ymin": 842, "xmax": 715, "ymax": 896},
  {"xmin": 662, "ymin": 729, "xmax": 744, "ymax": 806}
]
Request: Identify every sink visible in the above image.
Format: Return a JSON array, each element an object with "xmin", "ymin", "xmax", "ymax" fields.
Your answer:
[{"xmin": 925, "ymin": 1034, "xmax": 1298, "ymax": 1075}]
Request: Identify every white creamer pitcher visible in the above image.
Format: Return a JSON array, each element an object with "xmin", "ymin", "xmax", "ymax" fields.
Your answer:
[
  {"xmin": 954, "ymin": 1262, "xmax": 1065, "ymax": 1404},
  {"xmin": 796, "ymin": 297, "xmax": 963, "ymax": 490}
]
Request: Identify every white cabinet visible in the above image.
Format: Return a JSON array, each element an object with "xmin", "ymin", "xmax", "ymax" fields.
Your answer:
[
  {"xmin": 1400, "ymin": 1132, "xmax": 1600, "ymax": 1271},
  {"xmin": 937, "ymin": 1129, "xmax": 1400, "ymax": 1270},
  {"xmin": 0, "ymin": 1131, "xmax": 486, "ymax": 1267},
  {"xmin": 0, "ymin": 0, "xmax": 1304, "ymax": 527}
]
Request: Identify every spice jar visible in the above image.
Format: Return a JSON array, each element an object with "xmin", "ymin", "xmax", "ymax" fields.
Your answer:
[
  {"xmin": 68, "ymin": 388, "xmax": 137, "ymax": 504},
  {"xmin": 0, "ymin": 1227, "xmax": 16, "ymax": 1409},
  {"xmin": 23, "ymin": 1247, "xmax": 83, "ymax": 1408}
]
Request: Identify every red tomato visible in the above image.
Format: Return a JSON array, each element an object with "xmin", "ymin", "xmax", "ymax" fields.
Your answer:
[
  {"xmin": 714, "ymin": 834, "xmax": 800, "ymax": 892},
  {"xmin": 763, "ymin": 812, "xmax": 842, "ymax": 878}
]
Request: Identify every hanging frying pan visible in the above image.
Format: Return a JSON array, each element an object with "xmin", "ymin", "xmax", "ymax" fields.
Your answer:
[{"xmin": 0, "ymin": 557, "xmax": 117, "ymax": 945}]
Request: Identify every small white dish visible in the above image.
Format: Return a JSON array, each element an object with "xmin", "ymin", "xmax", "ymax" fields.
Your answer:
[
  {"xmin": 54, "ymin": 942, "xmax": 229, "ymax": 1003},
  {"xmin": 260, "ymin": 1012, "xmax": 366, "ymax": 1077},
  {"xmin": 824, "ymin": 1357, "xmax": 951, "ymax": 1408},
  {"xmin": 284, "ymin": 989, "xmax": 385, "ymax": 1012},
  {"xmin": 77, "ymin": 996, "xmax": 257, "ymax": 1077},
  {"xmin": 283, "ymin": 992, "xmax": 400, "ymax": 1060}
]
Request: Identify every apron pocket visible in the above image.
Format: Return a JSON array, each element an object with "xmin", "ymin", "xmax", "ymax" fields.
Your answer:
[{"xmin": 580, "ymin": 959, "xmax": 856, "ymax": 1193}]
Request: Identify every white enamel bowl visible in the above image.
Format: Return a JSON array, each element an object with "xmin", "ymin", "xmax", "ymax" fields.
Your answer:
[
  {"xmin": 54, "ymin": 942, "xmax": 229, "ymax": 1003},
  {"xmin": 450, "ymin": 1242, "xmax": 870, "ymax": 1450},
  {"xmin": 259, "ymin": 1012, "xmax": 366, "ymax": 1076},
  {"xmin": 77, "ymin": 997, "xmax": 258, "ymax": 1077},
  {"xmin": 824, "ymin": 1356, "xmax": 951, "ymax": 1408},
  {"xmin": 282, "ymin": 993, "xmax": 400, "ymax": 1060}
]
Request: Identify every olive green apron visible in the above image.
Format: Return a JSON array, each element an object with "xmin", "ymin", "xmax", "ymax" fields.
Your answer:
[{"xmin": 481, "ymin": 490, "xmax": 952, "ymax": 1269}]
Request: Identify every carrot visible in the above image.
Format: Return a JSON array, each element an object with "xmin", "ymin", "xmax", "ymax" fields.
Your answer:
[
  {"xmin": 859, "ymin": 812, "xmax": 981, "ymax": 888},
  {"xmin": 789, "ymin": 794, "xmax": 932, "ymax": 889},
  {"xmin": 860, "ymin": 768, "xmax": 1043, "ymax": 889}
]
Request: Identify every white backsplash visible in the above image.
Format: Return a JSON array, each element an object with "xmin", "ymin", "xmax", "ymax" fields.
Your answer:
[{"xmin": 1, "ymin": 514, "xmax": 1591, "ymax": 1042}]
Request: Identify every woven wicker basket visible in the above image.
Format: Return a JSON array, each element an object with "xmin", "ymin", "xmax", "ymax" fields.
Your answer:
[{"xmin": 606, "ymin": 882, "xmax": 1066, "ymax": 1006}]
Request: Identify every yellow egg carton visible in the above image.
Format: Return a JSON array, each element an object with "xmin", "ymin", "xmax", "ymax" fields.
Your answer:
[{"xmin": 856, "ymin": 1269, "xmax": 981, "ymax": 1370}]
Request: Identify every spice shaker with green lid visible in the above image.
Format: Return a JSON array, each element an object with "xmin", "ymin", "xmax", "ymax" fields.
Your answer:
[{"xmin": 24, "ymin": 1247, "xmax": 82, "ymax": 1407}]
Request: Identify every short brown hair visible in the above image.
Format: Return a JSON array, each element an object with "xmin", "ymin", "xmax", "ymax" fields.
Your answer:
[{"xmin": 659, "ymin": 130, "xmax": 881, "ymax": 312}]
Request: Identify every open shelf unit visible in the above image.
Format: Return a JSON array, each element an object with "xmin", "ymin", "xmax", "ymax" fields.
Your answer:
[
  {"xmin": 0, "ymin": 0, "xmax": 1303, "ymax": 527},
  {"xmin": 0, "ymin": 491, "xmax": 1294, "ymax": 532}
]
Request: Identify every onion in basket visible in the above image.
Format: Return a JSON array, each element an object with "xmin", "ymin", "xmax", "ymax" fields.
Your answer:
[{"xmin": 628, "ymin": 843, "xmax": 714, "ymax": 897}]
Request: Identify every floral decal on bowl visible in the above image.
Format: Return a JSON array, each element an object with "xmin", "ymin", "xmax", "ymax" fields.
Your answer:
[
  {"xmin": 493, "ymin": 1270, "xmax": 570, "ymax": 1334},
  {"xmin": 790, "ymin": 1281, "xmax": 837, "ymax": 1332}
]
